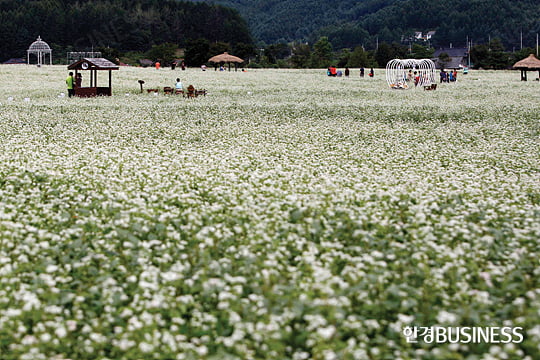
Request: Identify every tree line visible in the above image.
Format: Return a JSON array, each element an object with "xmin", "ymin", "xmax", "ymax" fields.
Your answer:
[
  {"xmin": 0, "ymin": 0, "xmax": 252, "ymax": 62},
  {"xmin": 193, "ymin": 0, "xmax": 540, "ymax": 51},
  {"xmin": 224, "ymin": 37, "xmax": 535, "ymax": 70},
  {"xmin": 2, "ymin": 0, "xmax": 536, "ymax": 70}
]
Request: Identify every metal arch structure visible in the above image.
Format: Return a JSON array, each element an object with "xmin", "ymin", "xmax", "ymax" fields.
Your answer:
[
  {"xmin": 385, "ymin": 59, "xmax": 436, "ymax": 89},
  {"xmin": 27, "ymin": 36, "xmax": 52, "ymax": 66}
]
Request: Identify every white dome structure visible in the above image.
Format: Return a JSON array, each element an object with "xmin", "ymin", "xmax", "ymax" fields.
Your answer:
[
  {"xmin": 27, "ymin": 36, "xmax": 52, "ymax": 66},
  {"xmin": 385, "ymin": 59, "xmax": 435, "ymax": 89}
]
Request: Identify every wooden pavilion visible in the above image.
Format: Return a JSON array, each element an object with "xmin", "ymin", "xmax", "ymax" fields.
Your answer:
[
  {"xmin": 512, "ymin": 54, "xmax": 540, "ymax": 81},
  {"xmin": 208, "ymin": 52, "xmax": 244, "ymax": 71},
  {"xmin": 67, "ymin": 58, "xmax": 119, "ymax": 97}
]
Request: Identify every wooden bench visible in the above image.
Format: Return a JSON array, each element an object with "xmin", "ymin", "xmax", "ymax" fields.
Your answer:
[
  {"xmin": 163, "ymin": 86, "xmax": 173, "ymax": 95},
  {"xmin": 424, "ymin": 84, "xmax": 437, "ymax": 91},
  {"xmin": 184, "ymin": 85, "xmax": 196, "ymax": 98},
  {"xmin": 147, "ymin": 88, "xmax": 159, "ymax": 93},
  {"xmin": 195, "ymin": 89, "xmax": 207, "ymax": 96}
]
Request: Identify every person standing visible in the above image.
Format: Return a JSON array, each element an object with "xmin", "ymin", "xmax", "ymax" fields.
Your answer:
[
  {"xmin": 66, "ymin": 72, "xmax": 75, "ymax": 98},
  {"xmin": 345, "ymin": 67, "xmax": 350, "ymax": 77},
  {"xmin": 369, "ymin": 68, "xmax": 374, "ymax": 77},
  {"xmin": 75, "ymin": 73, "xmax": 82, "ymax": 88},
  {"xmin": 360, "ymin": 67, "xmax": 365, "ymax": 77}
]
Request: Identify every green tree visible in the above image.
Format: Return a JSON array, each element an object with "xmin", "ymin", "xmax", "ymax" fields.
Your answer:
[
  {"xmin": 511, "ymin": 47, "xmax": 536, "ymax": 64},
  {"xmin": 233, "ymin": 42, "xmax": 256, "ymax": 63},
  {"xmin": 146, "ymin": 43, "xmax": 178, "ymax": 66},
  {"xmin": 470, "ymin": 39, "xmax": 510, "ymax": 69},
  {"xmin": 487, "ymin": 38, "xmax": 510, "ymax": 69},
  {"xmin": 374, "ymin": 42, "xmax": 394, "ymax": 67},
  {"xmin": 209, "ymin": 42, "xmax": 230, "ymax": 57},
  {"xmin": 348, "ymin": 46, "xmax": 369, "ymax": 67},
  {"xmin": 410, "ymin": 44, "xmax": 434, "ymax": 59},
  {"xmin": 311, "ymin": 36, "xmax": 333, "ymax": 67},
  {"xmin": 185, "ymin": 38, "xmax": 210, "ymax": 66},
  {"xmin": 264, "ymin": 43, "xmax": 290, "ymax": 64},
  {"xmin": 337, "ymin": 48, "xmax": 351, "ymax": 67},
  {"xmin": 98, "ymin": 46, "xmax": 121, "ymax": 63},
  {"xmin": 289, "ymin": 43, "xmax": 311, "ymax": 68}
]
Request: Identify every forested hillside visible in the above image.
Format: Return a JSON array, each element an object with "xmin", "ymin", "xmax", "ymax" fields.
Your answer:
[
  {"xmin": 0, "ymin": 0, "xmax": 252, "ymax": 62},
  {"xmin": 192, "ymin": 0, "xmax": 540, "ymax": 49}
]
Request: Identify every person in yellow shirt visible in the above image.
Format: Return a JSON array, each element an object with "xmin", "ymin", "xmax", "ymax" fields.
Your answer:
[{"xmin": 66, "ymin": 72, "xmax": 75, "ymax": 97}]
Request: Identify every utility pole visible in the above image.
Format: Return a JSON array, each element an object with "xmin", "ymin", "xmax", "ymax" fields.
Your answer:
[{"xmin": 467, "ymin": 36, "xmax": 471, "ymax": 68}]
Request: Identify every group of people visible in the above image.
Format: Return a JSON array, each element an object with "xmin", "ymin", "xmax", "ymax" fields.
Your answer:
[
  {"xmin": 440, "ymin": 69, "xmax": 458, "ymax": 83},
  {"xmin": 404, "ymin": 70, "xmax": 430, "ymax": 87},
  {"xmin": 156, "ymin": 60, "xmax": 186, "ymax": 71},
  {"xmin": 65, "ymin": 72, "xmax": 83, "ymax": 97},
  {"xmin": 327, "ymin": 66, "xmax": 374, "ymax": 78}
]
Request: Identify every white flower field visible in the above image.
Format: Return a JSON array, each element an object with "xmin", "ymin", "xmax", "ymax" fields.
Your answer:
[{"xmin": 0, "ymin": 65, "xmax": 539, "ymax": 360}]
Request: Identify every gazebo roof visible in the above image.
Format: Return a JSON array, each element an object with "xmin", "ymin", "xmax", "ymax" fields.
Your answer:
[
  {"xmin": 68, "ymin": 58, "xmax": 119, "ymax": 70},
  {"xmin": 28, "ymin": 36, "xmax": 51, "ymax": 52},
  {"xmin": 208, "ymin": 52, "xmax": 244, "ymax": 63},
  {"xmin": 513, "ymin": 54, "xmax": 540, "ymax": 70}
]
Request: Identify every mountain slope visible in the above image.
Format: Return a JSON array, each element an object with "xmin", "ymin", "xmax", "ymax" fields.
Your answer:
[
  {"xmin": 0, "ymin": 0, "xmax": 252, "ymax": 61},
  {"xmin": 189, "ymin": 0, "xmax": 540, "ymax": 49}
]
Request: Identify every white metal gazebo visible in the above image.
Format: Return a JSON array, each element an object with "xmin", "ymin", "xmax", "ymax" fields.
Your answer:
[
  {"xmin": 27, "ymin": 36, "xmax": 52, "ymax": 66},
  {"xmin": 386, "ymin": 59, "xmax": 435, "ymax": 89}
]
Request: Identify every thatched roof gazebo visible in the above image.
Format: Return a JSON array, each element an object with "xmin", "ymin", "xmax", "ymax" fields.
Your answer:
[
  {"xmin": 513, "ymin": 54, "xmax": 540, "ymax": 81},
  {"xmin": 208, "ymin": 52, "xmax": 244, "ymax": 71}
]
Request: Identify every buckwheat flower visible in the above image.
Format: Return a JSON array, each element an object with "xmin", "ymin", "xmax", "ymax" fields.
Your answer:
[
  {"xmin": 317, "ymin": 325, "xmax": 336, "ymax": 339},
  {"xmin": 478, "ymin": 271, "xmax": 493, "ymax": 287},
  {"xmin": 139, "ymin": 341, "xmax": 154, "ymax": 353},
  {"xmin": 195, "ymin": 345, "xmax": 208, "ymax": 356},
  {"xmin": 21, "ymin": 335, "xmax": 37, "ymax": 345},
  {"xmin": 116, "ymin": 338, "xmax": 136, "ymax": 351},
  {"xmin": 293, "ymin": 351, "xmax": 310, "ymax": 360},
  {"xmin": 5, "ymin": 308, "xmax": 22, "ymax": 317},
  {"xmin": 512, "ymin": 297, "xmax": 525, "ymax": 306},
  {"xmin": 323, "ymin": 350, "xmax": 337, "ymax": 360},
  {"xmin": 436, "ymin": 310, "xmax": 457, "ymax": 324},
  {"xmin": 397, "ymin": 314, "xmax": 415, "ymax": 325},
  {"xmin": 66, "ymin": 320, "xmax": 77, "ymax": 331},
  {"xmin": 54, "ymin": 326, "xmax": 67, "ymax": 338}
]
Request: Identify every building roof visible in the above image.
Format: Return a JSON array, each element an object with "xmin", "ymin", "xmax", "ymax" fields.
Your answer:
[
  {"xmin": 513, "ymin": 54, "xmax": 540, "ymax": 70},
  {"xmin": 67, "ymin": 58, "xmax": 119, "ymax": 70},
  {"xmin": 433, "ymin": 47, "xmax": 468, "ymax": 58},
  {"xmin": 139, "ymin": 59, "xmax": 153, "ymax": 66},
  {"xmin": 3, "ymin": 58, "xmax": 25, "ymax": 64},
  {"xmin": 432, "ymin": 57, "xmax": 466, "ymax": 69}
]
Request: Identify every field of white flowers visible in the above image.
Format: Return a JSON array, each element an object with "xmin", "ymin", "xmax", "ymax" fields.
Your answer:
[{"xmin": 0, "ymin": 65, "xmax": 538, "ymax": 360}]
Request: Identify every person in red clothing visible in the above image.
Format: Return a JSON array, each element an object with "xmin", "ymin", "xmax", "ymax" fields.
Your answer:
[{"xmin": 155, "ymin": 61, "xmax": 161, "ymax": 70}]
